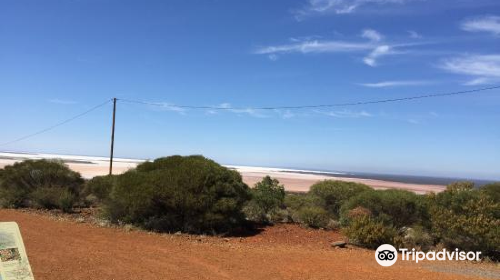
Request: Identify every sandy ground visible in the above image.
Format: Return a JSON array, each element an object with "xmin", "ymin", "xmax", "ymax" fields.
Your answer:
[
  {"xmin": 239, "ymin": 169, "xmax": 445, "ymax": 194},
  {"xmin": 0, "ymin": 152, "xmax": 446, "ymax": 194},
  {"xmin": 0, "ymin": 209, "xmax": 498, "ymax": 280}
]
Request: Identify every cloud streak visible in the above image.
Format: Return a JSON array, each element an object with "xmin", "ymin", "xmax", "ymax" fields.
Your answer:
[
  {"xmin": 146, "ymin": 102, "xmax": 187, "ymax": 114},
  {"xmin": 439, "ymin": 54, "xmax": 500, "ymax": 85},
  {"xmin": 255, "ymin": 29, "xmax": 413, "ymax": 67},
  {"xmin": 361, "ymin": 29, "xmax": 383, "ymax": 42},
  {"xmin": 363, "ymin": 45, "xmax": 392, "ymax": 66},
  {"xmin": 209, "ymin": 103, "xmax": 269, "ymax": 118},
  {"xmin": 255, "ymin": 40, "xmax": 374, "ymax": 55},
  {"xmin": 359, "ymin": 80, "xmax": 433, "ymax": 87},
  {"xmin": 315, "ymin": 109, "xmax": 373, "ymax": 118},
  {"xmin": 461, "ymin": 15, "xmax": 500, "ymax": 36},
  {"xmin": 293, "ymin": 0, "xmax": 418, "ymax": 20},
  {"xmin": 49, "ymin": 99, "xmax": 77, "ymax": 105},
  {"xmin": 407, "ymin": 30, "xmax": 422, "ymax": 39}
]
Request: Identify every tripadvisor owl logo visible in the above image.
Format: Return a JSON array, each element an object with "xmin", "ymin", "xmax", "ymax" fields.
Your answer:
[
  {"xmin": 375, "ymin": 244, "xmax": 398, "ymax": 266},
  {"xmin": 375, "ymin": 244, "xmax": 482, "ymax": 267}
]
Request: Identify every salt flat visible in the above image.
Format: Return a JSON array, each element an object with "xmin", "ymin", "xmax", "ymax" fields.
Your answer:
[{"xmin": 0, "ymin": 152, "xmax": 445, "ymax": 194}]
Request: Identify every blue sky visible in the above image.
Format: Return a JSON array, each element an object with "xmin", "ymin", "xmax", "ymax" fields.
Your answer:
[{"xmin": 1, "ymin": 0, "xmax": 499, "ymax": 179}]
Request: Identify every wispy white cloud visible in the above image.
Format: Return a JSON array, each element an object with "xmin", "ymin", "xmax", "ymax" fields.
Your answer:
[
  {"xmin": 461, "ymin": 15, "xmax": 500, "ymax": 36},
  {"xmin": 231, "ymin": 108, "xmax": 268, "ymax": 118},
  {"xmin": 361, "ymin": 29, "xmax": 383, "ymax": 42},
  {"xmin": 207, "ymin": 105, "xmax": 298, "ymax": 119},
  {"xmin": 210, "ymin": 105, "xmax": 371, "ymax": 120},
  {"xmin": 464, "ymin": 77, "xmax": 496, "ymax": 86},
  {"xmin": 407, "ymin": 118, "xmax": 420, "ymax": 124},
  {"xmin": 439, "ymin": 54, "xmax": 500, "ymax": 85},
  {"xmin": 49, "ymin": 99, "xmax": 77, "ymax": 105},
  {"xmin": 255, "ymin": 40, "xmax": 373, "ymax": 55},
  {"xmin": 289, "ymin": 35, "xmax": 324, "ymax": 42},
  {"xmin": 255, "ymin": 29, "xmax": 416, "ymax": 67},
  {"xmin": 359, "ymin": 80, "xmax": 433, "ymax": 87},
  {"xmin": 153, "ymin": 102, "xmax": 187, "ymax": 114},
  {"xmin": 255, "ymin": 31, "xmax": 417, "ymax": 67},
  {"xmin": 379, "ymin": 111, "xmax": 439, "ymax": 125},
  {"xmin": 273, "ymin": 109, "xmax": 296, "ymax": 119},
  {"xmin": 268, "ymin": 54, "xmax": 279, "ymax": 61},
  {"xmin": 210, "ymin": 103, "xmax": 268, "ymax": 118},
  {"xmin": 363, "ymin": 45, "xmax": 392, "ymax": 66},
  {"xmin": 407, "ymin": 30, "xmax": 422, "ymax": 39},
  {"xmin": 315, "ymin": 109, "xmax": 373, "ymax": 118},
  {"xmin": 293, "ymin": 0, "xmax": 418, "ymax": 20}
]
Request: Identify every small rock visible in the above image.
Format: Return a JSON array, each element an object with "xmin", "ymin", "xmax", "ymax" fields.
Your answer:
[{"xmin": 331, "ymin": 241, "xmax": 347, "ymax": 248}]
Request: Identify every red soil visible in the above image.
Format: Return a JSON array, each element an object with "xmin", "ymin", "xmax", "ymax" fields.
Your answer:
[{"xmin": 0, "ymin": 209, "xmax": 496, "ymax": 280}]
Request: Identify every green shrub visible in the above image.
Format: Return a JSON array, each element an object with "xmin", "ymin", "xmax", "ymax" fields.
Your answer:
[
  {"xmin": 309, "ymin": 180, "xmax": 371, "ymax": 217},
  {"xmin": 401, "ymin": 226, "xmax": 434, "ymax": 251},
  {"xmin": 346, "ymin": 206, "xmax": 372, "ymax": 220},
  {"xmin": 343, "ymin": 215, "xmax": 398, "ymax": 249},
  {"xmin": 480, "ymin": 182, "xmax": 500, "ymax": 203},
  {"xmin": 104, "ymin": 155, "xmax": 250, "ymax": 234},
  {"xmin": 284, "ymin": 193, "xmax": 320, "ymax": 210},
  {"xmin": 82, "ymin": 175, "xmax": 115, "ymax": 205},
  {"xmin": 284, "ymin": 191, "xmax": 341, "ymax": 228},
  {"xmin": 269, "ymin": 208, "xmax": 293, "ymax": 223},
  {"xmin": 0, "ymin": 160, "xmax": 83, "ymax": 212},
  {"xmin": 326, "ymin": 219, "xmax": 341, "ymax": 230},
  {"xmin": 429, "ymin": 182, "xmax": 500, "ymax": 257},
  {"xmin": 340, "ymin": 189, "xmax": 428, "ymax": 228},
  {"xmin": 284, "ymin": 193, "xmax": 327, "ymax": 225},
  {"xmin": 446, "ymin": 181, "xmax": 475, "ymax": 192},
  {"xmin": 30, "ymin": 187, "xmax": 77, "ymax": 212},
  {"xmin": 295, "ymin": 206, "xmax": 330, "ymax": 228},
  {"xmin": 58, "ymin": 188, "xmax": 78, "ymax": 212},
  {"xmin": 244, "ymin": 176, "xmax": 285, "ymax": 223}
]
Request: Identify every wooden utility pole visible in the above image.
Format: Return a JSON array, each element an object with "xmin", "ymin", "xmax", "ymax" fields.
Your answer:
[{"xmin": 109, "ymin": 98, "xmax": 117, "ymax": 175}]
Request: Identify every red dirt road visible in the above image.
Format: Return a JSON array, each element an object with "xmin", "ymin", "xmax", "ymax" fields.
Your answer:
[{"xmin": 0, "ymin": 209, "xmax": 496, "ymax": 280}]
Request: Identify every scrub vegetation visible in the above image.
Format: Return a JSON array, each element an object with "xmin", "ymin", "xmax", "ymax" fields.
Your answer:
[{"xmin": 0, "ymin": 157, "xmax": 498, "ymax": 259}]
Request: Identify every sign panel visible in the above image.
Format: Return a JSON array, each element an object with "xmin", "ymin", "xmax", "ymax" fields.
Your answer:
[{"xmin": 0, "ymin": 222, "xmax": 34, "ymax": 280}]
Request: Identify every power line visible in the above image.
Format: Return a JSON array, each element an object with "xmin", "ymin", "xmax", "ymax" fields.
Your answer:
[
  {"xmin": 2, "ymin": 85, "xmax": 499, "ymax": 147},
  {"xmin": 0, "ymin": 99, "xmax": 112, "ymax": 147},
  {"xmin": 118, "ymin": 85, "xmax": 500, "ymax": 110}
]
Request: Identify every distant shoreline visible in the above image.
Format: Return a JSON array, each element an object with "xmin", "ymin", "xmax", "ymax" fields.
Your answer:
[
  {"xmin": 0, "ymin": 151, "xmax": 494, "ymax": 193},
  {"xmin": 278, "ymin": 170, "xmax": 495, "ymax": 187}
]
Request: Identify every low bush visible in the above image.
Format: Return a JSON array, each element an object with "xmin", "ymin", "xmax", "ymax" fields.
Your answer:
[
  {"xmin": 104, "ymin": 155, "xmax": 250, "ymax": 234},
  {"xmin": 82, "ymin": 175, "xmax": 115, "ymax": 205},
  {"xmin": 284, "ymin": 193, "xmax": 320, "ymax": 210},
  {"xmin": 295, "ymin": 206, "xmax": 330, "ymax": 228},
  {"xmin": 401, "ymin": 226, "xmax": 434, "ymax": 251},
  {"xmin": 0, "ymin": 160, "xmax": 83, "ymax": 212},
  {"xmin": 30, "ymin": 187, "xmax": 77, "ymax": 212},
  {"xmin": 429, "ymin": 182, "xmax": 500, "ymax": 258},
  {"xmin": 244, "ymin": 176, "xmax": 285, "ymax": 223},
  {"xmin": 326, "ymin": 219, "xmax": 341, "ymax": 230},
  {"xmin": 346, "ymin": 206, "xmax": 372, "ymax": 220},
  {"xmin": 309, "ymin": 180, "xmax": 371, "ymax": 217},
  {"xmin": 284, "ymin": 193, "xmax": 330, "ymax": 227},
  {"xmin": 343, "ymin": 214, "xmax": 398, "ymax": 249},
  {"xmin": 480, "ymin": 182, "xmax": 500, "ymax": 203},
  {"xmin": 340, "ymin": 189, "xmax": 429, "ymax": 229}
]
